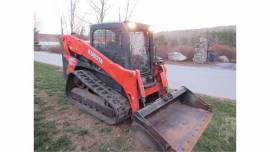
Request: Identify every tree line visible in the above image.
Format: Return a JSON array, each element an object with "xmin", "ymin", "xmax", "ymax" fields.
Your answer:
[{"xmin": 154, "ymin": 29, "xmax": 236, "ymax": 48}]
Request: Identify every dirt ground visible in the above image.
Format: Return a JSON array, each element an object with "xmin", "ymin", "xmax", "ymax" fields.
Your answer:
[{"xmin": 35, "ymin": 90, "xmax": 140, "ymax": 151}]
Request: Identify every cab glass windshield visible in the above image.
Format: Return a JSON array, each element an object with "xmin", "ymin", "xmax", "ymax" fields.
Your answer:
[{"xmin": 129, "ymin": 31, "xmax": 150, "ymax": 74}]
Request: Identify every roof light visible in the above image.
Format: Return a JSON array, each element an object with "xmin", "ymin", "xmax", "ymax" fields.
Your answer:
[
  {"xmin": 127, "ymin": 22, "xmax": 137, "ymax": 30},
  {"xmin": 148, "ymin": 26, "xmax": 155, "ymax": 32}
]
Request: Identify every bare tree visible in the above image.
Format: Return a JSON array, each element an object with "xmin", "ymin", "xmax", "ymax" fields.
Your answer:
[
  {"xmin": 118, "ymin": 7, "xmax": 121, "ymax": 22},
  {"xmin": 69, "ymin": 0, "xmax": 79, "ymax": 33},
  {"xmin": 66, "ymin": 0, "xmax": 89, "ymax": 35},
  {"xmin": 60, "ymin": 15, "xmax": 64, "ymax": 35},
  {"xmin": 60, "ymin": 12, "xmax": 70, "ymax": 35},
  {"xmin": 88, "ymin": 0, "xmax": 111, "ymax": 23},
  {"xmin": 34, "ymin": 13, "xmax": 40, "ymax": 46},
  {"xmin": 123, "ymin": 0, "xmax": 137, "ymax": 21}
]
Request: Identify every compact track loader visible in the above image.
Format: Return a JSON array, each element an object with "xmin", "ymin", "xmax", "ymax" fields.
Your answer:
[{"xmin": 61, "ymin": 21, "xmax": 213, "ymax": 152}]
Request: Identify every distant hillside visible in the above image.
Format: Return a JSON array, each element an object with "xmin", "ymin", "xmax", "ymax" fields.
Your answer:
[
  {"xmin": 154, "ymin": 25, "xmax": 236, "ymax": 62},
  {"xmin": 157, "ymin": 25, "xmax": 236, "ymax": 37}
]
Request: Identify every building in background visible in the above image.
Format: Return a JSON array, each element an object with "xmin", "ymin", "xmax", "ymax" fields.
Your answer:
[{"xmin": 36, "ymin": 34, "xmax": 60, "ymax": 50}]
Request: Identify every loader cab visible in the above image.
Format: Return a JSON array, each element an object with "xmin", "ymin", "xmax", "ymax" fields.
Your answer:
[{"xmin": 90, "ymin": 21, "xmax": 155, "ymax": 87}]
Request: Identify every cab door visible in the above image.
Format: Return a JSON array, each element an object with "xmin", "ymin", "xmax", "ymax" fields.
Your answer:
[{"xmin": 92, "ymin": 29, "xmax": 127, "ymax": 67}]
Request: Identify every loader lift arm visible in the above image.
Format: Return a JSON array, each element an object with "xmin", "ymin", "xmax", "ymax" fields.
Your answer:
[{"xmin": 62, "ymin": 35, "xmax": 168, "ymax": 112}]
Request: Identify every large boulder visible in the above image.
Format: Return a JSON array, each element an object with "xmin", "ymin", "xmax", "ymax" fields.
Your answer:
[
  {"xmin": 217, "ymin": 56, "xmax": 230, "ymax": 63},
  {"xmin": 168, "ymin": 52, "xmax": 187, "ymax": 61}
]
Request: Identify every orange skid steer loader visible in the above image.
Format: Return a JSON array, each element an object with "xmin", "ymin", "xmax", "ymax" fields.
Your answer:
[{"xmin": 61, "ymin": 21, "xmax": 213, "ymax": 152}]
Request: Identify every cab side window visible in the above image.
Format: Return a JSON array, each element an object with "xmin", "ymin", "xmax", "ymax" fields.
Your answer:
[
  {"xmin": 93, "ymin": 29, "xmax": 121, "ymax": 49},
  {"xmin": 106, "ymin": 30, "xmax": 121, "ymax": 49},
  {"xmin": 93, "ymin": 29, "xmax": 106, "ymax": 49}
]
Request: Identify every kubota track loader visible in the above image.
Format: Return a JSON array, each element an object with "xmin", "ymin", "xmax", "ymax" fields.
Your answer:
[{"xmin": 61, "ymin": 21, "xmax": 213, "ymax": 152}]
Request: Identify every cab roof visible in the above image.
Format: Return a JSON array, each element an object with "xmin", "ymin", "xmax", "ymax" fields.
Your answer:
[{"xmin": 90, "ymin": 21, "xmax": 150, "ymax": 31}]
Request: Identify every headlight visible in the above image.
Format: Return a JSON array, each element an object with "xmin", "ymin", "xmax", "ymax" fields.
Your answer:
[
  {"xmin": 127, "ymin": 22, "xmax": 137, "ymax": 30},
  {"xmin": 148, "ymin": 26, "xmax": 155, "ymax": 32}
]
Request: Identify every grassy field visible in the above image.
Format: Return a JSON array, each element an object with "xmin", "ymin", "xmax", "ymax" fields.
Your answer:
[{"xmin": 34, "ymin": 62, "xmax": 236, "ymax": 152}]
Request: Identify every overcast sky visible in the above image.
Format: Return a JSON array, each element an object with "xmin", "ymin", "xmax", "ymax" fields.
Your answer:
[{"xmin": 34, "ymin": 0, "xmax": 237, "ymax": 34}]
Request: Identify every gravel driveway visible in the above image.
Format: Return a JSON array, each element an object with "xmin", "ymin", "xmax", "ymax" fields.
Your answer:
[{"xmin": 34, "ymin": 51, "xmax": 236, "ymax": 100}]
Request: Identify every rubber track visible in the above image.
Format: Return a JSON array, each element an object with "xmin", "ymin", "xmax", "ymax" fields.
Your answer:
[{"xmin": 73, "ymin": 70, "xmax": 130, "ymax": 124}]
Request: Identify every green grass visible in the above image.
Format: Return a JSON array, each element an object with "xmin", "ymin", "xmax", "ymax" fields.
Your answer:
[
  {"xmin": 193, "ymin": 96, "xmax": 236, "ymax": 152},
  {"xmin": 99, "ymin": 137, "xmax": 133, "ymax": 152},
  {"xmin": 34, "ymin": 62, "xmax": 68, "ymax": 107},
  {"xmin": 77, "ymin": 128, "xmax": 88, "ymax": 136},
  {"xmin": 34, "ymin": 62, "xmax": 74, "ymax": 151},
  {"xmin": 34, "ymin": 102, "xmax": 74, "ymax": 151},
  {"xmin": 94, "ymin": 121, "xmax": 112, "ymax": 134},
  {"xmin": 34, "ymin": 62, "xmax": 236, "ymax": 152}
]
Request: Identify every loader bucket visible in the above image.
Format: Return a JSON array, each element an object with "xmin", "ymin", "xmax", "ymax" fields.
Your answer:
[{"xmin": 130, "ymin": 86, "xmax": 213, "ymax": 152}]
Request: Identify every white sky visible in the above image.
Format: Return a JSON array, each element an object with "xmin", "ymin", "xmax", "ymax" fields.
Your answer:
[{"xmin": 34, "ymin": 0, "xmax": 237, "ymax": 34}]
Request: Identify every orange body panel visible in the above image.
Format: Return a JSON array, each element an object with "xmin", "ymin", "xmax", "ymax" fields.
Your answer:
[{"xmin": 62, "ymin": 35, "xmax": 168, "ymax": 112}]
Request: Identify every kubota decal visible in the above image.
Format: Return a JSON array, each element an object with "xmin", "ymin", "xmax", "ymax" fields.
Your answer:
[{"xmin": 88, "ymin": 49, "xmax": 103, "ymax": 64}]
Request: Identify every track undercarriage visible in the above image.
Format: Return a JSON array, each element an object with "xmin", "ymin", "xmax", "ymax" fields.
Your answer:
[{"xmin": 66, "ymin": 70, "xmax": 130, "ymax": 125}]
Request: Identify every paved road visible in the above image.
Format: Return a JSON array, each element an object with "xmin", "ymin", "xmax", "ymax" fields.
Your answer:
[
  {"xmin": 35, "ymin": 51, "xmax": 63, "ymax": 67},
  {"xmin": 34, "ymin": 51, "xmax": 236, "ymax": 100},
  {"xmin": 167, "ymin": 65, "xmax": 235, "ymax": 100}
]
